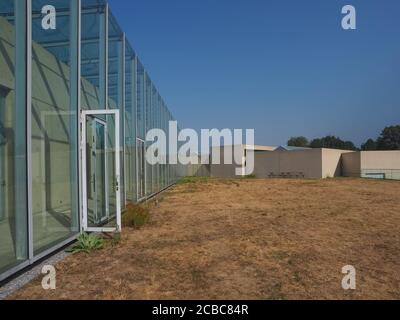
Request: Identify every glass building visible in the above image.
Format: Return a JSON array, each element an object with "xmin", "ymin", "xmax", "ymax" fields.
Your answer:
[{"xmin": 0, "ymin": 0, "xmax": 180, "ymax": 281}]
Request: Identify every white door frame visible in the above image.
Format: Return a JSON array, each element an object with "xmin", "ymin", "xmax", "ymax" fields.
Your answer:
[{"xmin": 81, "ymin": 109, "xmax": 121, "ymax": 233}]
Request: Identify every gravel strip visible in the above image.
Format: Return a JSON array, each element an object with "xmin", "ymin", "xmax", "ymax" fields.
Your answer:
[{"xmin": 0, "ymin": 251, "xmax": 70, "ymax": 300}]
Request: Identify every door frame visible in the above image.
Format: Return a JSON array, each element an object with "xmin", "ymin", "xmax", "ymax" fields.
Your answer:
[{"xmin": 81, "ymin": 109, "xmax": 121, "ymax": 233}]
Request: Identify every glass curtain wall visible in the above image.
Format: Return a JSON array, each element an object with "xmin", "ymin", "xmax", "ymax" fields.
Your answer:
[
  {"xmin": 0, "ymin": 0, "xmax": 28, "ymax": 274},
  {"xmin": 1, "ymin": 0, "xmax": 181, "ymax": 281},
  {"xmin": 31, "ymin": 0, "xmax": 79, "ymax": 255}
]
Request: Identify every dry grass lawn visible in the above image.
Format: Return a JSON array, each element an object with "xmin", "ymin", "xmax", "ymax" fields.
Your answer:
[{"xmin": 9, "ymin": 178, "xmax": 400, "ymax": 300}]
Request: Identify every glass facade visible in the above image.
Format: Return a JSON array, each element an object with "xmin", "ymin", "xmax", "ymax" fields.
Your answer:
[
  {"xmin": 0, "ymin": 0, "xmax": 181, "ymax": 281},
  {"xmin": 0, "ymin": 0, "xmax": 28, "ymax": 275}
]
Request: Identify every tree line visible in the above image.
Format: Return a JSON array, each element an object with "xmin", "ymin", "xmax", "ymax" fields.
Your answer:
[{"xmin": 287, "ymin": 125, "xmax": 400, "ymax": 151}]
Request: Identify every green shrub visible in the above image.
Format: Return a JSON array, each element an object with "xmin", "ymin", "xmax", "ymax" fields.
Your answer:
[
  {"xmin": 243, "ymin": 174, "xmax": 257, "ymax": 179},
  {"xmin": 177, "ymin": 176, "xmax": 209, "ymax": 184},
  {"xmin": 67, "ymin": 233, "xmax": 104, "ymax": 254},
  {"xmin": 122, "ymin": 203, "xmax": 150, "ymax": 228}
]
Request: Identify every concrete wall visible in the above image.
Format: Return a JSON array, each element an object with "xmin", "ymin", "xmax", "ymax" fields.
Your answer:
[
  {"xmin": 342, "ymin": 151, "xmax": 400, "ymax": 179},
  {"xmin": 279, "ymin": 149, "xmax": 323, "ymax": 178},
  {"xmin": 360, "ymin": 151, "xmax": 400, "ymax": 180},
  {"xmin": 254, "ymin": 149, "xmax": 323, "ymax": 179},
  {"xmin": 360, "ymin": 151, "xmax": 400, "ymax": 169},
  {"xmin": 321, "ymin": 148, "xmax": 353, "ymax": 178},
  {"xmin": 253, "ymin": 151, "xmax": 280, "ymax": 178},
  {"xmin": 210, "ymin": 146, "xmax": 400, "ymax": 180},
  {"xmin": 342, "ymin": 152, "xmax": 361, "ymax": 177},
  {"xmin": 254, "ymin": 148, "xmax": 353, "ymax": 179}
]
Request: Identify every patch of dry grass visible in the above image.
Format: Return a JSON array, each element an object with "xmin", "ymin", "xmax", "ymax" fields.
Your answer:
[{"xmin": 8, "ymin": 178, "xmax": 400, "ymax": 300}]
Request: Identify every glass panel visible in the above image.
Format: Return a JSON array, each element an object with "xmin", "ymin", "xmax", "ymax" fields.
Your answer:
[
  {"xmin": 95, "ymin": 122, "xmax": 106, "ymax": 221},
  {"xmin": 107, "ymin": 12, "xmax": 124, "ymax": 207},
  {"xmin": 86, "ymin": 117, "xmax": 106, "ymax": 227},
  {"xmin": 136, "ymin": 139, "xmax": 146, "ymax": 200},
  {"xmin": 86, "ymin": 117, "xmax": 95, "ymax": 221},
  {"xmin": 136, "ymin": 60, "xmax": 145, "ymax": 140},
  {"xmin": 151, "ymin": 85, "xmax": 157, "ymax": 194},
  {"xmin": 107, "ymin": 12, "xmax": 122, "ymax": 109},
  {"xmin": 81, "ymin": 0, "xmax": 106, "ymax": 110},
  {"xmin": 145, "ymin": 74, "xmax": 152, "ymax": 196},
  {"xmin": 124, "ymin": 45, "xmax": 136, "ymax": 202},
  {"xmin": 157, "ymin": 95, "xmax": 161, "ymax": 190},
  {"xmin": 0, "ymin": 0, "xmax": 28, "ymax": 273},
  {"xmin": 31, "ymin": 0, "xmax": 79, "ymax": 255},
  {"xmin": 107, "ymin": 114, "xmax": 117, "ymax": 218}
]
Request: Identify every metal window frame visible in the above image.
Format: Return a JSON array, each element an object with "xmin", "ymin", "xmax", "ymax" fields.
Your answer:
[
  {"xmin": 136, "ymin": 137, "xmax": 146, "ymax": 202},
  {"xmin": 121, "ymin": 33, "xmax": 126, "ymax": 207},
  {"xmin": 133, "ymin": 55, "xmax": 138, "ymax": 202},
  {"xmin": 81, "ymin": 109, "xmax": 121, "ymax": 233},
  {"xmin": 26, "ymin": 0, "xmax": 33, "ymax": 263}
]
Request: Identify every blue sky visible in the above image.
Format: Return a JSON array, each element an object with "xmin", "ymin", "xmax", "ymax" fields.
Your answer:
[{"xmin": 108, "ymin": 0, "xmax": 400, "ymax": 147}]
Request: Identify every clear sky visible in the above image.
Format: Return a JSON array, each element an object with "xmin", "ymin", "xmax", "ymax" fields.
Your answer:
[{"xmin": 108, "ymin": 0, "xmax": 400, "ymax": 147}]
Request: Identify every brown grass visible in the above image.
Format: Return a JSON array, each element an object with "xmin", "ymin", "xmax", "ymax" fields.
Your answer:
[{"xmin": 8, "ymin": 178, "xmax": 400, "ymax": 300}]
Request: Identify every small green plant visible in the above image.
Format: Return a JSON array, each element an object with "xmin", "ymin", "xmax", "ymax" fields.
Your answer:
[
  {"xmin": 122, "ymin": 203, "xmax": 150, "ymax": 228},
  {"xmin": 243, "ymin": 174, "xmax": 257, "ymax": 179},
  {"xmin": 67, "ymin": 233, "xmax": 104, "ymax": 254},
  {"xmin": 177, "ymin": 176, "xmax": 209, "ymax": 185}
]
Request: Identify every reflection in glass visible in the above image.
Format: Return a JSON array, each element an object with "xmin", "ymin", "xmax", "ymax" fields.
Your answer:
[
  {"xmin": 31, "ymin": 0, "xmax": 79, "ymax": 255},
  {"xmin": 108, "ymin": 12, "xmax": 124, "ymax": 207},
  {"xmin": 86, "ymin": 117, "xmax": 107, "ymax": 227},
  {"xmin": 81, "ymin": 1, "xmax": 106, "ymax": 110},
  {"xmin": 0, "ymin": 0, "xmax": 28, "ymax": 273}
]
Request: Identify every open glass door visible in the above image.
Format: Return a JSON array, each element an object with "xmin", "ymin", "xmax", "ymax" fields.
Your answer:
[{"xmin": 81, "ymin": 110, "xmax": 121, "ymax": 233}]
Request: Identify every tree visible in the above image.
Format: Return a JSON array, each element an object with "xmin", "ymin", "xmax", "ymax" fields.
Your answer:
[
  {"xmin": 309, "ymin": 136, "xmax": 357, "ymax": 151},
  {"xmin": 287, "ymin": 136, "xmax": 309, "ymax": 147},
  {"xmin": 376, "ymin": 125, "xmax": 400, "ymax": 150},
  {"xmin": 309, "ymin": 138, "xmax": 323, "ymax": 148},
  {"xmin": 361, "ymin": 138, "xmax": 377, "ymax": 151},
  {"xmin": 343, "ymin": 140, "xmax": 357, "ymax": 151}
]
